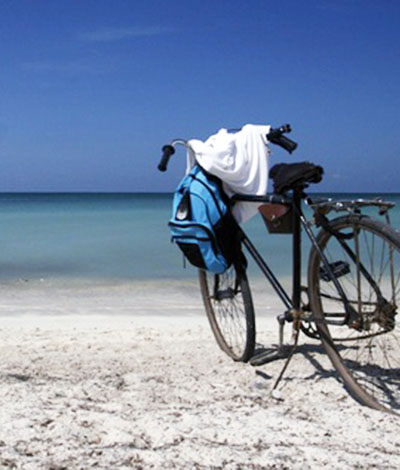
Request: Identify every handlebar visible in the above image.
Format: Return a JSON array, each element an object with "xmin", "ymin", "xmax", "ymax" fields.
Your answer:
[
  {"xmin": 267, "ymin": 124, "xmax": 298, "ymax": 153},
  {"xmin": 157, "ymin": 124, "xmax": 298, "ymax": 172}
]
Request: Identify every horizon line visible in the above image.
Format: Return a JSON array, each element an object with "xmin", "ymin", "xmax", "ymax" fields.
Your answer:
[{"xmin": 0, "ymin": 191, "xmax": 398, "ymax": 195}]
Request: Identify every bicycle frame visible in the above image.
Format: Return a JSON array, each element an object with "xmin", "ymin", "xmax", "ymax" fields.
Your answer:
[{"xmin": 232, "ymin": 189, "xmax": 312, "ymax": 316}]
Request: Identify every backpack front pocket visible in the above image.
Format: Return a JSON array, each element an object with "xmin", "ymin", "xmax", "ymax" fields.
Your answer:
[{"xmin": 169, "ymin": 223, "xmax": 229, "ymax": 274}]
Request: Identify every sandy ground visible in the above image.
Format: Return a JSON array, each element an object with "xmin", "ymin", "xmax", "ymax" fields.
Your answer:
[{"xmin": 0, "ymin": 281, "xmax": 399, "ymax": 469}]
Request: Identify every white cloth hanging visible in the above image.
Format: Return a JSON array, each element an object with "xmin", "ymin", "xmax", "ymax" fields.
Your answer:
[{"xmin": 186, "ymin": 124, "xmax": 271, "ymax": 223}]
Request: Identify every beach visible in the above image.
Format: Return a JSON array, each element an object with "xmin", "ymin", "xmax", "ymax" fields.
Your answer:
[
  {"xmin": 2, "ymin": 0, "xmax": 400, "ymax": 465},
  {"xmin": 0, "ymin": 281, "xmax": 399, "ymax": 469}
]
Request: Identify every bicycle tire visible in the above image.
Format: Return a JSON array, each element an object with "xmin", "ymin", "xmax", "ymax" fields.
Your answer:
[
  {"xmin": 198, "ymin": 267, "xmax": 256, "ymax": 362},
  {"xmin": 308, "ymin": 214, "xmax": 400, "ymax": 412}
]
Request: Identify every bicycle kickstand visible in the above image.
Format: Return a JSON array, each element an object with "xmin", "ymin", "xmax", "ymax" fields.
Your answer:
[
  {"xmin": 250, "ymin": 309, "xmax": 303, "ymax": 400},
  {"xmin": 270, "ymin": 318, "xmax": 301, "ymax": 397},
  {"xmin": 249, "ymin": 312, "xmax": 292, "ymax": 366}
]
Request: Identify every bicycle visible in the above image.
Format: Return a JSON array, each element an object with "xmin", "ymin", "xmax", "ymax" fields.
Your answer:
[{"xmin": 158, "ymin": 124, "xmax": 400, "ymax": 413}]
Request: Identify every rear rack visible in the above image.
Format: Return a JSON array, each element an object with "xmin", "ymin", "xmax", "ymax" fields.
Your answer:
[{"xmin": 308, "ymin": 197, "xmax": 396, "ymax": 215}]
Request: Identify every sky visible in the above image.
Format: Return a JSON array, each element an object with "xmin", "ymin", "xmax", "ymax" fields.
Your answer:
[{"xmin": 0, "ymin": 0, "xmax": 399, "ymax": 193}]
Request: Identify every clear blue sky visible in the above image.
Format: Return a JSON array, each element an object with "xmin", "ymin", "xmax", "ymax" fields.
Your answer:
[{"xmin": 0, "ymin": 0, "xmax": 399, "ymax": 192}]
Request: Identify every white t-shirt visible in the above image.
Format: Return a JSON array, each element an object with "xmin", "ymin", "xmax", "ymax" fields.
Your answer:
[{"xmin": 186, "ymin": 124, "xmax": 271, "ymax": 223}]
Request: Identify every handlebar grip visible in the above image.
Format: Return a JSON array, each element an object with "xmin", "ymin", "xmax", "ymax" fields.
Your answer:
[
  {"xmin": 158, "ymin": 145, "xmax": 175, "ymax": 172},
  {"xmin": 267, "ymin": 124, "xmax": 298, "ymax": 154},
  {"xmin": 273, "ymin": 135, "xmax": 298, "ymax": 153}
]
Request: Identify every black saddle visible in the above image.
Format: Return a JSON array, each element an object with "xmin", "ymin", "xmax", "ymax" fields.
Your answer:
[{"xmin": 270, "ymin": 162, "xmax": 324, "ymax": 195}]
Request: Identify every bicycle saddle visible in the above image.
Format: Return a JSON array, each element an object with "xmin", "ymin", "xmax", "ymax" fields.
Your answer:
[{"xmin": 270, "ymin": 162, "xmax": 324, "ymax": 195}]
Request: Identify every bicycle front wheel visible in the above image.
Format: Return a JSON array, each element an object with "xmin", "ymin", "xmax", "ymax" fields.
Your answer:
[
  {"xmin": 308, "ymin": 215, "xmax": 400, "ymax": 412},
  {"xmin": 199, "ymin": 267, "xmax": 255, "ymax": 362}
]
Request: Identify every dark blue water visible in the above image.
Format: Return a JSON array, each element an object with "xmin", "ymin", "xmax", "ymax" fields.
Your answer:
[{"xmin": 0, "ymin": 192, "xmax": 398, "ymax": 283}]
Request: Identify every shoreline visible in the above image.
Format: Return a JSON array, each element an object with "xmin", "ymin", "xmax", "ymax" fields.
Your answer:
[{"xmin": 0, "ymin": 277, "xmax": 289, "ymax": 319}]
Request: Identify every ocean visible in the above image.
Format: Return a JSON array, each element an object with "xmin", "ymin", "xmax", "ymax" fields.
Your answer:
[{"xmin": 0, "ymin": 192, "xmax": 399, "ymax": 284}]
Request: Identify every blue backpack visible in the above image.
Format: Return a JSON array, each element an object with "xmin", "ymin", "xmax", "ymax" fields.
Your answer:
[{"xmin": 169, "ymin": 166, "xmax": 238, "ymax": 274}]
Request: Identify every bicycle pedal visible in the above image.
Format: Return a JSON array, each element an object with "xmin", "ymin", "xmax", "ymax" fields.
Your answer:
[{"xmin": 250, "ymin": 346, "xmax": 290, "ymax": 367}]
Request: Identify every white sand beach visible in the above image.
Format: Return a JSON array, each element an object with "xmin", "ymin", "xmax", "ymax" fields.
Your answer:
[{"xmin": 0, "ymin": 280, "xmax": 399, "ymax": 469}]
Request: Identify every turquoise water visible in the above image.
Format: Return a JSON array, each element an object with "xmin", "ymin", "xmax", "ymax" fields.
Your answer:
[{"xmin": 0, "ymin": 192, "xmax": 399, "ymax": 283}]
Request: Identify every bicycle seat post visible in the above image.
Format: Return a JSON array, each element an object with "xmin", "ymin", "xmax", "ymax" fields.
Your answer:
[{"xmin": 292, "ymin": 187, "xmax": 303, "ymax": 313}]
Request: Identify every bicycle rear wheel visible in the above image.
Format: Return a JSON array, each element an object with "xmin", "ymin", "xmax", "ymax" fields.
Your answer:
[
  {"xmin": 308, "ymin": 215, "xmax": 400, "ymax": 412},
  {"xmin": 199, "ymin": 267, "xmax": 255, "ymax": 362}
]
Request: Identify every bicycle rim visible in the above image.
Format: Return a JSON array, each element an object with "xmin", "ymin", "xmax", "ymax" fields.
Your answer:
[
  {"xmin": 198, "ymin": 267, "xmax": 255, "ymax": 362},
  {"xmin": 308, "ymin": 215, "xmax": 400, "ymax": 412}
]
